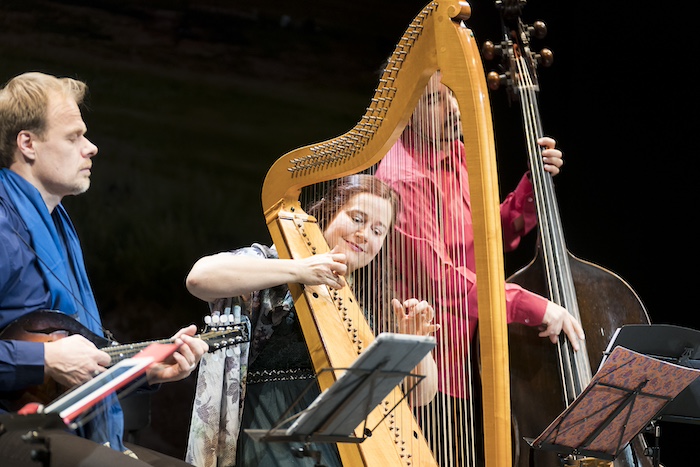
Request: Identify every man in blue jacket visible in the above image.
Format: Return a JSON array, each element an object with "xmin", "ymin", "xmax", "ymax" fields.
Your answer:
[{"xmin": 0, "ymin": 71, "xmax": 208, "ymax": 466}]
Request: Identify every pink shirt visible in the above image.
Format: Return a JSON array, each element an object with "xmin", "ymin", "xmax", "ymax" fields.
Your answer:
[{"xmin": 375, "ymin": 136, "xmax": 547, "ymax": 397}]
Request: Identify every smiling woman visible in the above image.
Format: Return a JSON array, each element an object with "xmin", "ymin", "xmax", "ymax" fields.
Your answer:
[
  {"xmin": 183, "ymin": 173, "xmax": 440, "ymax": 467},
  {"xmin": 307, "ymin": 175, "xmax": 398, "ymax": 273}
]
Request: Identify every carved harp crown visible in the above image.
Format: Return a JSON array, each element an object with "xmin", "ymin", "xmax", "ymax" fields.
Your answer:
[{"xmin": 262, "ymin": 1, "xmax": 512, "ymax": 466}]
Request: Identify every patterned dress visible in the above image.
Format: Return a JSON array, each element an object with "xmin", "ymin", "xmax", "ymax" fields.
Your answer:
[{"xmin": 186, "ymin": 244, "xmax": 341, "ymax": 467}]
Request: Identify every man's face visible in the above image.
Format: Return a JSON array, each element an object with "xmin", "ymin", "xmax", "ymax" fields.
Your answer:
[
  {"xmin": 31, "ymin": 93, "xmax": 98, "ymax": 205},
  {"xmin": 409, "ymin": 80, "xmax": 462, "ymax": 145}
]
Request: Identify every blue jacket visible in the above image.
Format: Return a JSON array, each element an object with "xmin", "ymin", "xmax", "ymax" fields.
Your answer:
[{"xmin": 0, "ymin": 176, "xmax": 126, "ymax": 452}]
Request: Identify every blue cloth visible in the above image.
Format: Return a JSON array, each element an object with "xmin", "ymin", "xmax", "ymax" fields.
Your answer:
[{"xmin": 0, "ymin": 169, "xmax": 125, "ymax": 452}]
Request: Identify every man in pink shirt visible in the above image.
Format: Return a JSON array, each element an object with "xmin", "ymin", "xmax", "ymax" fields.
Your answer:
[{"xmin": 375, "ymin": 72, "xmax": 584, "ymax": 464}]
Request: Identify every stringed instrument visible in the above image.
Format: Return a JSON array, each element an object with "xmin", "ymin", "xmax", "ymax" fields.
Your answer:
[
  {"xmin": 262, "ymin": 1, "xmax": 516, "ymax": 466},
  {"xmin": 0, "ymin": 309, "xmax": 249, "ymax": 412},
  {"xmin": 482, "ymin": 2, "xmax": 654, "ymax": 466}
]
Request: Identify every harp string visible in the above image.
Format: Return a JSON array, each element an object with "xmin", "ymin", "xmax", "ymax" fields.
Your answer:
[
  {"xmin": 299, "ymin": 71, "xmax": 483, "ymax": 467},
  {"xmin": 399, "ymin": 72, "xmax": 477, "ymax": 467}
]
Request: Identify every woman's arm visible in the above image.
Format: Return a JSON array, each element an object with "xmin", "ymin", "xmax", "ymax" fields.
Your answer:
[{"xmin": 186, "ymin": 247, "xmax": 348, "ymax": 302}]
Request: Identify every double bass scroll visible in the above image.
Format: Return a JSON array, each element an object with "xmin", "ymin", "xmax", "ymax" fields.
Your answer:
[{"xmin": 262, "ymin": 1, "xmax": 514, "ymax": 465}]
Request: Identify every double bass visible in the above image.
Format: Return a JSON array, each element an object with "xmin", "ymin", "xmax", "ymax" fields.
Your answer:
[{"xmin": 482, "ymin": 2, "xmax": 654, "ymax": 466}]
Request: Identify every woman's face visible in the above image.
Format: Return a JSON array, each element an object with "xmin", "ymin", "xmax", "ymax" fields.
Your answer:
[{"xmin": 323, "ymin": 192, "xmax": 393, "ymax": 273}]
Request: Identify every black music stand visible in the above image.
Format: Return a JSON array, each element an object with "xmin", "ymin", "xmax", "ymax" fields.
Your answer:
[
  {"xmin": 244, "ymin": 333, "xmax": 435, "ymax": 465},
  {"xmin": 598, "ymin": 324, "xmax": 700, "ymax": 465},
  {"xmin": 529, "ymin": 344, "xmax": 700, "ymax": 465},
  {"xmin": 0, "ymin": 343, "xmax": 180, "ymax": 466},
  {"xmin": 601, "ymin": 324, "xmax": 700, "ymax": 425}
]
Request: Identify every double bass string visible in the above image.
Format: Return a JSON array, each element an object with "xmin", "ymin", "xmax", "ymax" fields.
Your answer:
[
  {"xmin": 514, "ymin": 53, "xmax": 572, "ymax": 400},
  {"xmin": 514, "ymin": 53, "xmax": 592, "ymax": 403}
]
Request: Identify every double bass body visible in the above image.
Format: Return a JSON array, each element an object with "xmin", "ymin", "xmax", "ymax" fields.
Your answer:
[{"xmin": 508, "ymin": 249, "xmax": 653, "ymax": 467}]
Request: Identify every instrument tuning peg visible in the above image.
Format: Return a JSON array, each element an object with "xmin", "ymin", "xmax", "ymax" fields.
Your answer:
[
  {"xmin": 536, "ymin": 48, "xmax": 554, "ymax": 67},
  {"xmin": 481, "ymin": 40, "xmax": 502, "ymax": 61},
  {"xmin": 528, "ymin": 20, "xmax": 547, "ymax": 39},
  {"xmin": 486, "ymin": 71, "xmax": 508, "ymax": 91}
]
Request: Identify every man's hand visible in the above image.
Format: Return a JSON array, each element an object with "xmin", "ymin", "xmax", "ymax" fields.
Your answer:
[
  {"xmin": 539, "ymin": 136, "xmax": 564, "ymax": 176},
  {"xmin": 146, "ymin": 325, "xmax": 209, "ymax": 385},
  {"xmin": 44, "ymin": 334, "xmax": 111, "ymax": 387},
  {"xmin": 539, "ymin": 301, "xmax": 586, "ymax": 350}
]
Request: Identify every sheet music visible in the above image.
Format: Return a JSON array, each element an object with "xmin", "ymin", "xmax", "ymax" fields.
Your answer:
[{"xmin": 533, "ymin": 346, "xmax": 700, "ymax": 458}]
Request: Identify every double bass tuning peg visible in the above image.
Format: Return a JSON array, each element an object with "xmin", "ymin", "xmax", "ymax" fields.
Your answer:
[
  {"xmin": 481, "ymin": 40, "xmax": 501, "ymax": 61},
  {"xmin": 528, "ymin": 20, "xmax": 548, "ymax": 40},
  {"xmin": 486, "ymin": 71, "xmax": 507, "ymax": 91},
  {"xmin": 536, "ymin": 48, "xmax": 554, "ymax": 68}
]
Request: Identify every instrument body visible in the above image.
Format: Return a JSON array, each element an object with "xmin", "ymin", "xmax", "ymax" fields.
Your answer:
[
  {"xmin": 0, "ymin": 309, "xmax": 248, "ymax": 412},
  {"xmin": 509, "ymin": 252, "xmax": 652, "ymax": 466},
  {"xmin": 262, "ymin": 1, "xmax": 514, "ymax": 465},
  {"xmin": 488, "ymin": 4, "xmax": 654, "ymax": 465}
]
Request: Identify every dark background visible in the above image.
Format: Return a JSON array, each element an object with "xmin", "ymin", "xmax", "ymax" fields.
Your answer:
[{"xmin": 1, "ymin": 0, "xmax": 697, "ymax": 464}]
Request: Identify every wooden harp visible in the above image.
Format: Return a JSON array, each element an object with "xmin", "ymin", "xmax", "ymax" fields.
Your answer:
[{"xmin": 261, "ymin": 1, "xmax": 512, "ymax": 465}]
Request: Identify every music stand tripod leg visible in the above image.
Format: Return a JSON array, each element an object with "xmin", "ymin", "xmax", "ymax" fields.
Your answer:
[{"xmin": 643, "ymin": 421, "xmax": 661, "ymax": 467}]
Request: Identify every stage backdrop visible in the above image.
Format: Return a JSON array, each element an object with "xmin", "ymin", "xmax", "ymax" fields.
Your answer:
[{"xmin": 1, "ymin": 0, "xmax": 696, "ymax": 462}]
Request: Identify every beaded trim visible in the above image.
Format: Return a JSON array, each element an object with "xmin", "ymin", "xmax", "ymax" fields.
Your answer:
[{"xmin": 246, "ymin": 368, "xmax": 316, "ymax": 384}]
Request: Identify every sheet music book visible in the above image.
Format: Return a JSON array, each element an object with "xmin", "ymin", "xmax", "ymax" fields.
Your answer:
[
  {"xmin": 247, "ymin": 332, "xmax": 435, "ymax": 441},
  {"xmin": 532, "ymin": 346, "xmax": 700, "ymax": 459},
  {"xmin": 601, "ymin": 324, "xmax": 700, "ymax": 424}
]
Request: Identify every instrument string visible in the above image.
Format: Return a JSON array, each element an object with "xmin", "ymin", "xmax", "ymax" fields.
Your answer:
[
  {"xmin": 516, "ymin": 54, "xmax": 592, "ymax": 403},
  {"xmin": 398, "ymin": 72, "xmax": 477, "ymax": 467},
  {"xmin": 516, "ymin": 54, "xmax": 575, "ymax": 403}
]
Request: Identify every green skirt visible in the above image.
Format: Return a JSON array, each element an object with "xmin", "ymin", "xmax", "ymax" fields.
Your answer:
[{"xmin": 236, "ymin": 377, "xmax": 342, "ymax": 467}]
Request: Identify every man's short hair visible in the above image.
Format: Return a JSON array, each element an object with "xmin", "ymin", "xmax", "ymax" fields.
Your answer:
[{"xmin": 0, "ymin": 72, "xmax": 87, "ymax": 168}]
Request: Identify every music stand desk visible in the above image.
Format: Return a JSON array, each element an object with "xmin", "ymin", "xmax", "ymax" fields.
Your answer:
[
  {"xmin": 245, "ymin": 332, "xmax": 435, "ymax": 444},
  {"xmin": 601, "ymin": 323, "xmax": 700, "ymax": 425},
  {"xmin": 530, "ymin": 345, "xmax": 700, "ymax": 460}
]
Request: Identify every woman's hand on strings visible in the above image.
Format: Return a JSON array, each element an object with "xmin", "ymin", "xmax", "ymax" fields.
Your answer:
[
  {"xmin": 538, "ymin": 137, "xmax": 564, "ymax": 176},
  {"xmin": 295, "ymin": 246, "xmax": 347, "ymax": 289},
  {"xmin": 539, "ymin": 301, "xmax": 585, "ymax": 350},
  {"xmin": 146, "ymin": 325, "xmax": 209, "ymax": 385},
  {"xmin": 393, "ymin": 298, "xmax": 440, "ymax": 407},
  {"xmin": 392, "ymin": 298, "xmax": 440, "ymax": 336}
]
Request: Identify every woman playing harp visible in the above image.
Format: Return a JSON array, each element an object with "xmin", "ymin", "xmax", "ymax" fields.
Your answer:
[{"xmin": 185, "ymin": 175, "xmax": 440, "ymax": 467}]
